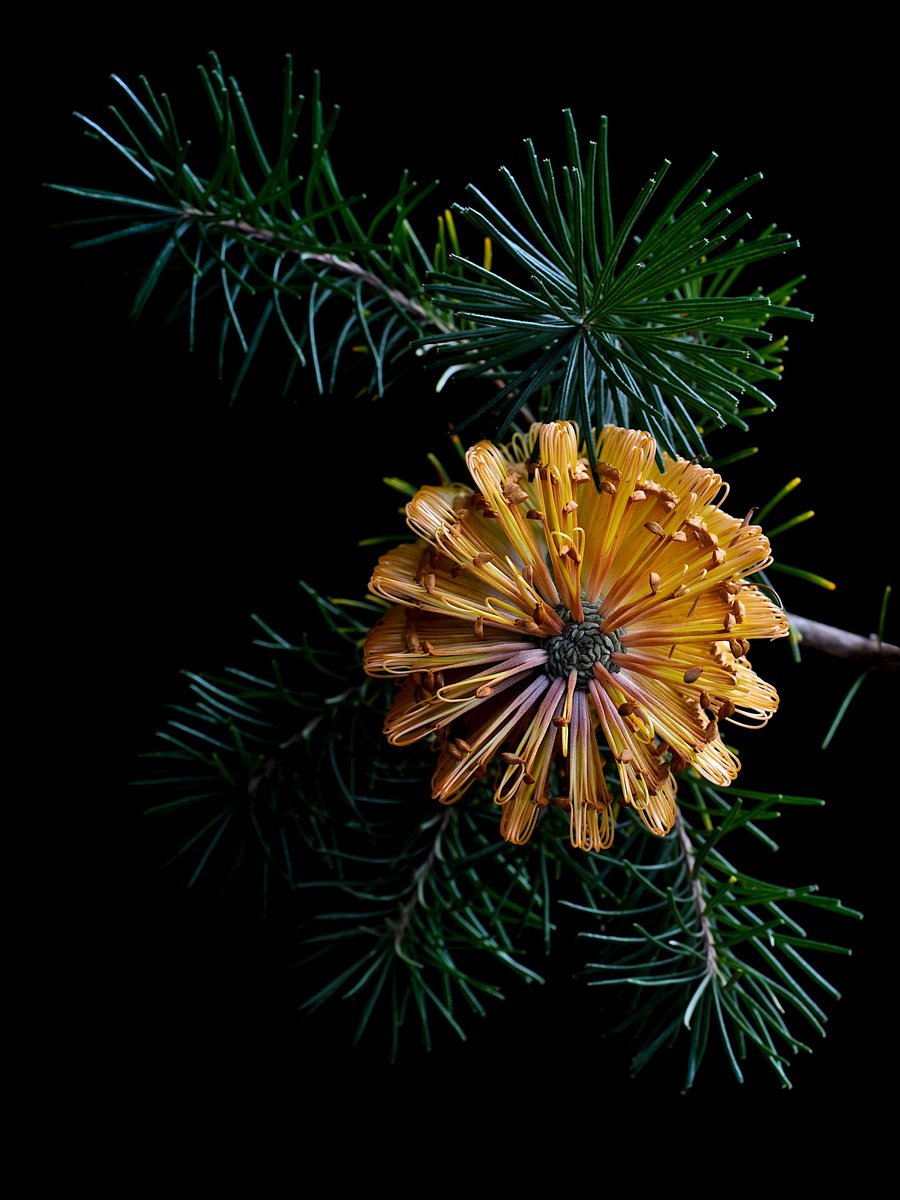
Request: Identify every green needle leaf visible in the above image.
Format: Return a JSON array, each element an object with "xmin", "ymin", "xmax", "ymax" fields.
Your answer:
[{"xmin": 821, "ymin": 670, "xmax": 869, "ymax": 750}]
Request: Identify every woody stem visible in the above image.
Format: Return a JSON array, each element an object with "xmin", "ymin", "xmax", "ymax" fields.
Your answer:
[
  {"xmin": 788, "ymin": 614, "xmax": 898, "ymax": 670},
  {"xmin": 675, "ymin": 812, "xmax": 718, "ymax": 978}
]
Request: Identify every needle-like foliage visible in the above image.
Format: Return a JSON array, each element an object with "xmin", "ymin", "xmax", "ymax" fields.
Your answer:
[
  {"xmin": 425, "ymin": 112, "xmax": 809, "ymax": 463},
  {"xmin": 138, "ymin": 585, "xmax": 382, "ymax": 900},
  {"xmin": 572, "ymin": 780, "xmax": 859, "ymax": 1088},
  {"xmin": 50, "ymin": 54, "xmax": 467, "ymax": 401},
  {"xmin": 52, "ymin": 58, "xmax": 806, "ymax": 458},
  {"xmin": 75, "ymin": 57, "xmax": 863, "ymax": 1086},
  {"xmin": 298, "ymin": 804, "xmax": 549, "ymax": 1056},
  {"xmin": 138, "ymin": 575, "xmax": 858, "ymax": 1085}
]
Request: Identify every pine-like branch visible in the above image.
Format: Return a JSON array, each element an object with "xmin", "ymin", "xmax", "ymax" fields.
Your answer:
[
  {"xmin": 571, "ymin": 781, "xmax": 859, "ymax": 1088},
  {"xmin": 138, "ymin": 577, "xmax": 861, "ymax": 1082},
  {"xmin": 298, "ymin": 799, "xmax": 548, "ymax": 1055},
  {"xmin": 53, "ymin": 60, "xmax": 806, "ymax": 455},
  {"xmin": 423, "ymin": 112, "xmax": 809, "ymax": 462},
  {"xmin": 138, "ymin": 585, "xmax": 388, "ymax": 897},
  {"xmin": 49, "ymin": 55, "xmax": 474, "ymax": 402}
]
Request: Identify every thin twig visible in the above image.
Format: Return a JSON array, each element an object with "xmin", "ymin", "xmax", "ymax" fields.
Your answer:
[
  {"xmin": 184, "ymin": 210, "xmax": 453, "ymax": 331},
  {"xmin": 303, "ymin": 252, "xmax": 444, "ymax": 326},
  {"xmin": 675, "ymin": 812, "xmax": 717, "ymax": 979},
  {"xmin": 391, "ymin": 808, "xmax": 452, "ymax": 949},
  {"xmin": 787, "ymin": 614, "xmax": 898, "ymax": 670}
]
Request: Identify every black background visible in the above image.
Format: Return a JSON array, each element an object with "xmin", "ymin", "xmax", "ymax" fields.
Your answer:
[{"xmin": 36, "ymin": 10, "xmax": 889, "ymax": 1167}]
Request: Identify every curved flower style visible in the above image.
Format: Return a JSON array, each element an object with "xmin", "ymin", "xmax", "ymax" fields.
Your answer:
[{"xmin": 365, "ymin": 423, "xmax": 788, "ymax": 851}]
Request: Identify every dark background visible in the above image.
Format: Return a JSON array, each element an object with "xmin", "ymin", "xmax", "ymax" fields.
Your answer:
[{"xmin": 36, "ymin": 11, "xmax": 889, "ymax": 1164}]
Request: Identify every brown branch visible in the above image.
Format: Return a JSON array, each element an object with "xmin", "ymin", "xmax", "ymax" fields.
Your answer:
[
  {"xmin": 303, "ymin": 251, "xmax": 442, "ymax": 326},
  {"xmin": 787, "ymin": 614, "xmax": 898, "ymax": 671},
  {"xmin": 183, "ymin": 209, "xmax": 453, "ymax": 331},
  {"xmin": 675, "ymin": 812, "xmax": 717, "ymax": 979},
  {"xmin": 391, "ymin": 808, "xmax": 453, "ymax": 951}
]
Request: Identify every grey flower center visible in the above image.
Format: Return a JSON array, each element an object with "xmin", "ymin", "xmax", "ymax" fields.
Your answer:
[{"xmin": 544, "ymin": 598, "xmax": 625, "ymax": 689}]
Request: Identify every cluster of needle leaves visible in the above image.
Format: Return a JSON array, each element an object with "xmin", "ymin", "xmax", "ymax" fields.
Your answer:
[
  {"xmin": 140, "ymin": 580, "xmax": 858, "ymax": 1087},
  {"xmin": 51, "ymin": 54, "xmax": 806, "ymax": 460}
]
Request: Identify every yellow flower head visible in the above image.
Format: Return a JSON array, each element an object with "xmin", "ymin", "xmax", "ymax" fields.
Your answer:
[{"xmin": 365, "ymin": 423, "xmax": 787, "ymax": 851}]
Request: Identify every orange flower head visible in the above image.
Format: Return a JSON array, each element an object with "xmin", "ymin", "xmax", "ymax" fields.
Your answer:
[{"xmin": 365, "ymin": 423, "xmax": 788, "ymax": 851}]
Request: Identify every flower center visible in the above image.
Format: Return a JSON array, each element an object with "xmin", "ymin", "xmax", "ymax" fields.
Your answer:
[{"xmin": 544, "ymin": 598, "xmax": 625, "ymax": 689}]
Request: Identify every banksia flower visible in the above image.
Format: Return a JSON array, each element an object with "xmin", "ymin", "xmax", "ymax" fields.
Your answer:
[{"xmin": 365, "ymin": 422, "xmax": 788, "ymax": 850}]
